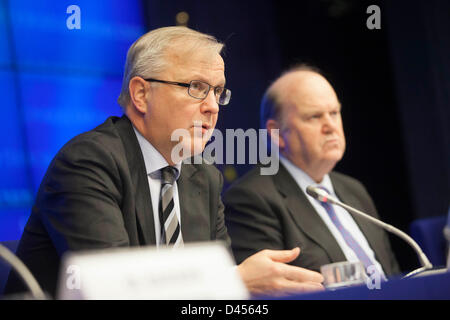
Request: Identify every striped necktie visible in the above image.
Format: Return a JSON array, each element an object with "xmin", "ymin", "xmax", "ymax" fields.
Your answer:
[
  {"xmin": 317, "ymin": 186, "xmax": 375, "ymax": 272},
  {"xmin": 159, "ymin": 166, "xmax": 183, "ymax": 248}
]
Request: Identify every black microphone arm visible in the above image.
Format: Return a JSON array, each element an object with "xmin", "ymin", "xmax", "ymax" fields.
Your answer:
[{"xmin": 306, "ymin": 186, "xmax": 433, "ymax": 278}]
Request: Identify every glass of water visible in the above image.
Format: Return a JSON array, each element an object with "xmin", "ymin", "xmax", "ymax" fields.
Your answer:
[{"xmin": 320, "ymin": 261, "xmax": 367, "ymax": 290}]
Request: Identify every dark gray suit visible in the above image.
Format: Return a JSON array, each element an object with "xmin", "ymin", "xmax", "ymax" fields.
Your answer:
[
  {"xmin": 224, "ymin": 164, "xmax": 400, "ymax": 277},
  {"xmin": 5, "ymin": 115, "xmax": 229, "ymax": 297}
]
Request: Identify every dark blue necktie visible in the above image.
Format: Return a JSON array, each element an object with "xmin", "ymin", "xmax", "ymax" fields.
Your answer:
[{"xmin": 317, "ymin": 186, "xmax": 375, "ymax": 271}]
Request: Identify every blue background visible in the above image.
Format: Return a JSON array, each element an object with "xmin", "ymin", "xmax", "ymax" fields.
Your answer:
[{"xmin": 0, "ymin": 0, "xmax": 145, "ymax": 240}]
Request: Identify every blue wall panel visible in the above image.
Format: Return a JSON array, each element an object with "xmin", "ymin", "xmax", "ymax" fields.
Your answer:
[
  {"xmin": 0, "ymin": 4, "xmax": 10, "ymax": 67},
  {"xmin": 0, "ymin": 70, "xmax": 32, "ymax": 240},
  {"xmin": 19, "ymin": 73, "xmax": 124, "ymax": 189},
  {"xmin": 0, "ymin": 0, "xmax": 145, "ymax": 241}
]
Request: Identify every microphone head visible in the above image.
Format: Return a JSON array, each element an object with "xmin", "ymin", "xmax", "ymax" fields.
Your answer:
[{"xmin": 306, "ymin": 186, "xmax": 329, "ymax": 203}]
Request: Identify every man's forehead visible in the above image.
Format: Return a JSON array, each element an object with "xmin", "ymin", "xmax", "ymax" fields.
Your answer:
[
  {"xmin": 185, "ymin": 55, "xmax": 225, "ymax": 72},
  {"xmin": 165, "ymin": 43, "xmax": 224, "ymax": 67},
  {"xmin": 286, "ymin": 95, "xmax": 341, "ymax": 112},
  {"xmin": 165, "ymin": 48, "xmax": 225, "ymax": 82}
]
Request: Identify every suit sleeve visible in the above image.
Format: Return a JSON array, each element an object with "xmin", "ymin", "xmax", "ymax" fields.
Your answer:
[
  {"xmin": 35, "ymin": 138, "xmax": 130, "ymax": 255},
  {"xmin": 224, "ymin": 181, "xmax": 285, "ymax": 264}
]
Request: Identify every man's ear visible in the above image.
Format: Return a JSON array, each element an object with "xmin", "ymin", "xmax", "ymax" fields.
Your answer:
[
  {"xmin": 129, "ymin": 76, "xmax": 148, "ymax": 114},
  {"xmin": 266, "ymin": 119, "xmax": 285, "ymax": 149}
]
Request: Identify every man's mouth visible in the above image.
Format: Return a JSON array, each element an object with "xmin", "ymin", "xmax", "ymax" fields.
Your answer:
[
  {"xmin": 324, "ymin": 138, "xmax": 340, "ymax": 146},
  {"xmin": 192, "ymin": 122, "xmax": 211, "ymax": 135}
]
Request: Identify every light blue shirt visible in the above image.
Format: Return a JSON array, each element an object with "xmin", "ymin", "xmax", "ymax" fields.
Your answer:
[
  {"xmin": 279, "ymin": 156, "xmax": 386, "ymax": 277},
  {"xmin": 133, "ymin": 126, "xmax": 182, "ymax": 247}
]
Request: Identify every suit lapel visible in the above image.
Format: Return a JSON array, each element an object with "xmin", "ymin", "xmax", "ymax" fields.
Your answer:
[
  {"xmin": 177, "ymin": 163, "xmax": 211, "ymax": 242},
  {"xmin": 273, "ymin": 164, "xmax": 346, "ymax": 263},
  {"xmin": 331, "ymin": 174, "xmax": 391, "ymax": 272},
  {"xmin": 115, "ymin": 115, "xmax": 156, "ymax": 245}
]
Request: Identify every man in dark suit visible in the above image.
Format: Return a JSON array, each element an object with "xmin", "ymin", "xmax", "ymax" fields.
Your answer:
[
  {"xmin": 224, "ymin": 65, "xmax": 400, "ymax": 278},
  {"xmin": 5, "ymin": 27, "xmax": 323, "ymax": 298}
]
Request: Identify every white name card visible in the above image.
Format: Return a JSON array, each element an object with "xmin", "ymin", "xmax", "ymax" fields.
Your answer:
[{"xmin": 56, "ymin": 242, "xmax": 249, "ymax": 300}]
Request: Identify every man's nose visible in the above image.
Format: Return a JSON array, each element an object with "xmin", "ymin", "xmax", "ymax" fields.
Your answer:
[
  {"xmin": 200, "ymin": 89, "xmax": 219, "ymax": 114},
  {"xmin": 322, "ymin": 113, "xmax": 337, "ymax": 133}
]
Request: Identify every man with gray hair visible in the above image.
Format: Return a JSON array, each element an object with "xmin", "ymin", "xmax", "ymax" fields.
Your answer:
[
  {"xmin": 5, "ymin": 27, "xmax": 323, "ymax": 298},
  {"xmin": 224, "ymin": 65, "xmax": 400, "ymax": 278}
]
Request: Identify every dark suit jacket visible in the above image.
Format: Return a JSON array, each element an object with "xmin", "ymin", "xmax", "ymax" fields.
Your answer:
[
  {"xmin": 223, "ymin": 163, "xmax": 400, "ymax": 277},
  {"xmin": 5, "ymin": 115, "xmax": 230, "ymax": 297}
]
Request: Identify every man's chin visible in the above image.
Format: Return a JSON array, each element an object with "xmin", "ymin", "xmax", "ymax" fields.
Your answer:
[
  {"xmin": 187, "ymin": 139, "xmax": 208, "ymax": 159},
  {"xmin": 170, "ymin": 139, "xmax": 207, "ymax": 164},
  {"xmin": 324, "ymin": 150, "xmax": 344, "ymax": 163}
]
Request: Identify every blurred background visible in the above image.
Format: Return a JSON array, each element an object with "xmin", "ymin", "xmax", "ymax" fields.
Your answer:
[{"xmin": 0, "ymin": 0, "xmax": 449, "ymax": 272}]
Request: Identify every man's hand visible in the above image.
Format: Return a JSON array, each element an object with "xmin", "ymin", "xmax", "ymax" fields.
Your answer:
[{"xmin": 237, "ymin": 247, "xmax": 324, "ymax": 296}]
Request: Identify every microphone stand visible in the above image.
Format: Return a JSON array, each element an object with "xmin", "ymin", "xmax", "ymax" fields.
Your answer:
[
  {"xmin": 332, "ymin": 200, "xmax": 433, "ymax": 278},
  {"xmin": 306, "ymin": 186, "xmax": 434, "ymax": 279},
  {"xmin": 0, "ymin": 244, "xmax": 47, "ymax": 299}
]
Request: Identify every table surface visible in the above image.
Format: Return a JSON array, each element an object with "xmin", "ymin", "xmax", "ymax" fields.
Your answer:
[{"xmin": 277, "ymin": 269, "xmax": 450, "ymax": 300}]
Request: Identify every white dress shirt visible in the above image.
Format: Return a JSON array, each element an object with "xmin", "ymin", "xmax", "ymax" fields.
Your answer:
[
  {"xmin": 133, "ymin": 126, "xmax": 182, "ymax": 247},
  {"xmin": 279, "ymin": 156, "xmax": 386, "ymax": 278}
]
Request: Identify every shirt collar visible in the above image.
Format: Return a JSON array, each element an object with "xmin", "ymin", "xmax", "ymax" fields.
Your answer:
[
  {"xmin": 279, "ymin": 155, "xmax": 335, "ymax": 196},
  {"xmin": 133, "ymin": 126, "xmax": 182, "ymax": 180}
]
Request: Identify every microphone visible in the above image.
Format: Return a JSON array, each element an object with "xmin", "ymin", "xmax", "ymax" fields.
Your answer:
[{"xmin": 306, "ymin": 185, "xmax": 433, "ymax": 278}]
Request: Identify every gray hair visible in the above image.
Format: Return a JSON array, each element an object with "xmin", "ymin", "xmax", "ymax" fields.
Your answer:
[
  {"xmin": 118, "ymin": 26, "xmax": 224, "ymax": 109},
  {"xmin": 260, "ymin": 63, "xmax": 323, "ymax": 128}
]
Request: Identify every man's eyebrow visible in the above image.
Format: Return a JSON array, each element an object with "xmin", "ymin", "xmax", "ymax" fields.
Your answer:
[{"xmin": 185, "ymin": 73, "xmax": 226, "ymax": 86}]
